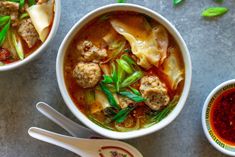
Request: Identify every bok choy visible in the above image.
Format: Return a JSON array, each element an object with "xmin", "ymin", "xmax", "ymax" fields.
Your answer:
[{"xmin": 12, "ymin": 32, "xmax": 24, "ymax": 60}]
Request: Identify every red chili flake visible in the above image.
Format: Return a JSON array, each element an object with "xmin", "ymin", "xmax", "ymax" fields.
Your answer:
[
  {"xmin": 210, "ymin": 88, "xmax": 235, "ymax": 145},
  {"xmin": 0, "ymin": 48, "xmax": 11, "ymax": 61}
]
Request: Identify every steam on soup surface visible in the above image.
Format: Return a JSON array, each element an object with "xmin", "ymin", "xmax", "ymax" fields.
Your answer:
[
  {"xmin": 64, "ymin": 11, "xmax": 185, "ymax": 131},
  {"xmin": 0, "ymin": 0, "xmax": 55, "ymax": 65}
]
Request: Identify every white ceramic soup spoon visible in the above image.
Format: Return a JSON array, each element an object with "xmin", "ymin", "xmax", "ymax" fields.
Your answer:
[
  {"xmin": 28, "ymin": 127, "xmax": 143, "ymax": 157},
  {"xmin": 36, "ymin": 102, "xmax": 101, "ymax": 138}
]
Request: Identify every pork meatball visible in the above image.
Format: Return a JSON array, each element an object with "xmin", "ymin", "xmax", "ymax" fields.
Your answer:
[
  {"xmin": 73, "ymin": 62, "xmax": 101, "ymax": 88},
  {"xmin": 0, "ymin": 1, "xmax": 19, "ymax": 21},
  {"xmin": 18, "ymin": 19, "xmax": 39, "ymax": 48},
  {"xmin": 77, "ymin": 40, "xmax": 107, "ymax": 63},
  {"xmin": 139, "ymin": 76, "xmax": 170, "ymax": 111}
]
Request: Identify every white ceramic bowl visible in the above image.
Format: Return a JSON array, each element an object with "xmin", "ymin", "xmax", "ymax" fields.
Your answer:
[
  {"xmin": 57, "ymin": 3, "xmax": 192, "ymax": 139},
  {"xmin": 202, "ymin": 79, "xmax": 235, "ymax": 156},
  {"xmin": 0, "ymin": 0, "xmax": 61, "ymax": 72}
]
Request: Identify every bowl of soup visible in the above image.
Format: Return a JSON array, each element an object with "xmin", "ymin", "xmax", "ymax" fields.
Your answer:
[
  {"xmin": 202, "ymin": 80, "xmax": 235, "ymax": 156},
  {"xmin": 0, "ymin": 0, "xmax": 61, "ymax": 71},
  {"xmin": 57, "ymin": 3, "xmax": 192, "ymax": 139}
]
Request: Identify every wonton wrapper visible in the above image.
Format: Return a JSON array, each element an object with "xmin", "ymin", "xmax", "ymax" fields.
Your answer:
[
  {"xmin": 92, "ymin": 89, "xmax": 109, "ymax": 114},
  {"xmin": 111, "ymin": 16, "xmax": 168, "ymax": 69},
  {"xmin": 162, "ymin": 47, "xmax": 184, "ymax": 90},
  {"xmin": 27, "ymin": 0, "xmax": 54, "ymax": 42},
  {"xmin": 153, "ymin": 25, "xmax": 169, "ymax": 64}
]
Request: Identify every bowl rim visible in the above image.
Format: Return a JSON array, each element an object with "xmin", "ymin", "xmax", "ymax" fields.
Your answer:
[
  {"xmin": 0, "ymin": 0, "xmax": 61, "ymax": 72},
  {"xmin": 202, "ymin": 79, "xmax": 235, "ymax": 156},
  {"xmin": 56, "ymin": 3, "xmax": 192, "ymax": 139}
]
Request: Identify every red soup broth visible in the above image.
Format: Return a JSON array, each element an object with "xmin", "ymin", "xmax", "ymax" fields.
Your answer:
[{"xmin": 210, "ymin": 88, "xmax": 235, "ymax": 145}]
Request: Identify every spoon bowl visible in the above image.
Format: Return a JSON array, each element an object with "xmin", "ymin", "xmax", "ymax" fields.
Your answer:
[
  {"xmin": 36, "ymin": 102, "xmax": 101, "ymax": 138},
  {"xmin": 28, "ymin": 127, "xmax": 143, "ymax": 157}
]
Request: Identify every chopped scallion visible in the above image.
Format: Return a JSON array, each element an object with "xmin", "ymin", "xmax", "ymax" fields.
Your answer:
[
  {"xmin": 173, "ymin": 0, "xmax": 183, "ymax": 5},
  {"xmin": 119, "ymin": 91, "xmax": 145, "ymax": 102},
  {"xmin": 120, "ymin": 71, "xmax": 143, "ymax": 88},
  {"xmin": 117, "ymin": 0, "xmax": 126, "ymax": 3},
  {"xmin": 100, "ymin": 83, "xmax": 120, "ymax": 110},
  {"xmin": 202, "ymin": 7, "xmax": 228, "ymax": 17},
  {"xmin": 116, "ymin": 59, "xmax": 133, "ymax": 74},
  {"xmin": 0, "ymin": 19, "xmax": 11, "ymax": 46},
  {"xmin": 102, "ymin": 75, "xmax": 114, "ymax": 84}
]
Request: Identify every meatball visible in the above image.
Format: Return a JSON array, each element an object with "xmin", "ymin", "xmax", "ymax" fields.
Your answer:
[
  {"xmin": 77, "ymin": 40, "xmax": 107, "ymax": 63},
  {"xmin": 139, "ymin": 76, "xmax": 170, "ymax": 111},
  {"xmin": 18, "ymin": 19, "xmax": 39, "ymax": 48},
  {"xmin": 0, "ymin": 1, "xmax": 19, "ymax": 21},
  {"xmin": 73, "ymin": 62, "xmax": 101, "ymax": 88}
]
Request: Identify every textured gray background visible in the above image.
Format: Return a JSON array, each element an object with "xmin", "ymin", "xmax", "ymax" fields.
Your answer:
[{"xmin": 0, "ymin": 0, "xmax": 235, "ymax": 156}]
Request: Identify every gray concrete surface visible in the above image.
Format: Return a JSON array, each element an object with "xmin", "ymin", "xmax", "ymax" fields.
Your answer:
[{"xmin": 1, "ymin": 0, "xmax": 235, "ymax": 156}]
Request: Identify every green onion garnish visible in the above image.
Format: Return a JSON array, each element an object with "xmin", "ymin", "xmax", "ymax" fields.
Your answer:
[
  {"xmin": 0, "ymin": 19, "xmax": 11, "ymax": 46},
  {"xmin": 119, "ymin": 91, "xmax": 145, "ymax": 102},
  {"xmin": 202, "ymin": 7, "xmax": 228, "ymax": 17},
  {"xmin": 100, "ymin": 83, "xmax": 120, "ymax": 110}
]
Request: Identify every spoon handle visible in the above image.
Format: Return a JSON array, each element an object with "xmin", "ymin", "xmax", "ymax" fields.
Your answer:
[
  {"xmin": 28, "ymin": 127, "xmax": 96, "ymax": 157},
  {"xmin": 36, "ymin": 102, "xmax": 100, "ymax": 138}
]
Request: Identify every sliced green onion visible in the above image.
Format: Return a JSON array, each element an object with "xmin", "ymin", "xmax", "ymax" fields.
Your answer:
[
  {"xmin": 20, "ymin": 13, "xmax": 29, "ymax": 20},
  {"xmin": 28, "ymin": 0, "xmax": 36, "ymax": 6},
  {"xmin": 0, "ymin": 19, "xmax": 11, "ymax": 46},
  {"xmin": 111, "ymin": 62, "xmax": 120, "ymax": 91},
  {"xmin": 19, "ymin": 0, "xmax": 25, "ymax": 9},
  {"xmin": 117, "ymin": 0, "xmax": 126, "ymax": 3},
  {"xmin": 202, "ymin": 7, "xmax": 228, "ymax": 17},
  {"xmin": 214, "ymin": 0, "xmax": 224, "ymax": 2},
  {"xmin": 102, "ymin": 75, "xmax": 113, "ymax": 84},
  {"xmin": 111, "ymin": 62, "xmax": 117, "ymax": 82},
  {"xmin": 117, "ymin": 62, "xmax": 126, "ymax": 83},
  {"xmin": 121, "ymin": 54, "xmax": 136, "ymax": 66},
  {"xmin": 119, "ymin": 91, "xmax": 145, "ymax": 102},
  {"xmin": 0, "ymin": 16, "xmax": 11, "ymax": 27},
  {"xmin": 173, "ymin": 0, "xmax": 183, "ymax": 5},
  {"xmin": 106, "ymin": 84, "xmax": 116, "ymax": 93},
  {"xmin": 8, "ymin": 0, "xmax": 25, "ymax": 9},
  {"xmin": 129, "ymin": 86, "xmax": 141, "ymax": 96},
  {"xmin": 120, "ymin": 71, "xmax": 143, "ymax": 88},
  {"xmin": 100, "ymin": 83, "xmax": 120, "ymax": 110},
  {"xmin": 112, "ymin": 106, "xmax": 134, "ymax": 123},
  {"xmin": 116, "ymin": 59, "xmax": 133, "ymax": 74},
  {"xmin": 12, "ymin": 32, "xmax": 24, "ymax": 60},
  {"xmin": 116, "ymin": 111, "xmax": 130, "ymax": 123}
]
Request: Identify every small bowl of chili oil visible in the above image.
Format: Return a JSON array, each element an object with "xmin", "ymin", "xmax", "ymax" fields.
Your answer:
[{"xmin": 202, "ymin": 79, "xmax": 235, "ymax": 156}]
